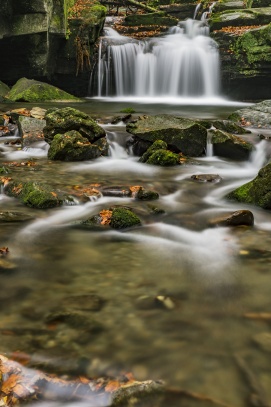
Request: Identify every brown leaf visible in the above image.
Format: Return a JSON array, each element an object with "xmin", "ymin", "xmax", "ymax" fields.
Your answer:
[{"xmin": 99, "ymin": 209, "xmax": 112, "ymax": 225}]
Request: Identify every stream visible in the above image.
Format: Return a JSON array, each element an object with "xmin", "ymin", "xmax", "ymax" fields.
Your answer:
[{"xmin": 1, "ymin": 100, "xmax": 271, "ymax": 407}]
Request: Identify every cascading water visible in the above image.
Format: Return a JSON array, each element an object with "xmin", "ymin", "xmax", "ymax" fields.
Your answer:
[{"xmin": 90, "ymin": 18, "xmax": 221, "ymax": 100}]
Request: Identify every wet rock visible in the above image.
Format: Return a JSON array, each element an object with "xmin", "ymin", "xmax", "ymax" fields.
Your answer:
[
  {"xmin": 7, "ymin": 78, "xmax": 80, "ymax": 102},
  {"xmin": 209, "ymin": 210, "xmax": 254, "ymax": 227},
  {"xmin": 18, "ymin": 115, "xmax": 45, "ymax": 147},
  {"xmin": 43, "ymin": 107, "xmax": 106, "ymax": 145},
  {"xmin": 155, "ymin": 295, "xmax": 176, "ymax": 310},
  {"xmin": 0, "ymin": 258, "xmax": 17, "ymax": 273},
  {"xmin": 140, "ymin": 140, "xmax": 180, "ymax": 166},
  {"xmin": 191, "ymin": 174, "xmax": 222, "ymax": 183},
  {"xmin": 227, "ymin": 162, "xmax": 271, "ymax": 209},
  {"xmin": 209, "ymin": 7, "xmax": 271, "ymax": 30},
  {"xmin": 101, "ymin": 186, "xmax": 131, "ymax": 198},
  {"xmin": 0, "ymin": 211, "xmax": 34, "ymax": 222},
  {"xmin": 5, "ymin": 181, "xmax": 62, "ymax": 209},
  {"xmin": 61, "ymin": 294, "xmax": 106, "ymax": 312},
  {"xmin": 48, "ymin": 131, "xmax": 101, "ymax": 161},
  {"xmin": 93, "ymin": 136, "xmax": 109, "ymax": 156},
  {"xmin": 111, "ymin": 113, "xmax": 132, "ymax": 124},
  {"xmin": 136, "ymin": 188, "xmax": 159, "ymax": 200},
  {"xmin": 135, "ymin": 295, "xmax": 176, "ymax": 310},
  {"xmin": 253, "ymin": 332, "xmax": 271, "ymax": 353},
  {"xmin": 212, "ymin": 119, "xmax": 250, "ymax": 134},
  {"xmin": 229, "ymin": 99, "xmax": 271, "ymax": 128},
  {"xmin": 127, "ymin": 115, "xmax": 207, "ymax": 157},
  {"xmin": 210, "ymin": 129, "xmax": 254, "ymax": 160},
  {"xmin": 111, "ymin": 207, "xmax": 141, "ymax": 229},
  {"xmin": 45, "ymin": 310, "xmax": 103, "ymax": 333},
  {"xmin": 127, "ymin": 136, "xmax": 152, "ymax": 156}
]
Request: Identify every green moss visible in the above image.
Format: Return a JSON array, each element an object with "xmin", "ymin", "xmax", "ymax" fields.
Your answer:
[
  {"xmin": 111, "ymin": 208, "xmax": 141, "ymax": 229},
  {"xmin": 5, "ymin": 181, "xmax": 62, "ymax": 209},
  {"xmin": 120, "ymin": 108, "xmax": 136, "ymax": 114},
  {"xmin": 140, "ymin": 139, "xmax": 168, "ymax": 163},
  {"xmin": 8, "ymin": 78, "xmax": 79, "ymax": 102},
  {"xmin": 146, "ymin": 149, "xmax": 180, "ymax": 166}
]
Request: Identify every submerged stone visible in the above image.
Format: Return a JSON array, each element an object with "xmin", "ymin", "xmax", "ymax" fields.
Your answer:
[
  {"xmin": 209, "ymin": 210, "xmax": 254, "ymax": 227},
  {"xmin": 45, "ymin": 310, "xmax": 103, "ymax": 333},
  {"xmin": 44, "ymin": 107, "xmax": 106, "ymax": 145},
  {"xmin": 191, "ymin": 174, "xmax": 222, "ymax": 183},
  {"xmin": 127, "ymin": 115, "xmax": 207, "ymax": 157},
  {"xmin": 7, "ymin": 78, "xmax": 80, "ymax": 102},
  {"xmin": 210, "ymin": 129, "xmax": 254, "ymax": 160},
  {"xmin": 0, "ymin": 211, "xmax": 34, "ymax": 222},
  {"xmin": 227, "ymin": 162, "xmax": 271, "ymax": 209},
  {"xmin": 48, "ymin": 131, "xmax": 101, "ymax": 161}
]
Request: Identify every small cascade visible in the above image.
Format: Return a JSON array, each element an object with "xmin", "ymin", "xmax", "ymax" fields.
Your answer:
[
  {"xmin": 206, "ymin": 129, "xmax": 214, "ymax": 157},
  {"xmin": 90, "ymin": 18, "xmax": 220, "ymax": 99},
  {"xmin": 106, "ymin": 130, "xmax": 129, "ymax": 159}
]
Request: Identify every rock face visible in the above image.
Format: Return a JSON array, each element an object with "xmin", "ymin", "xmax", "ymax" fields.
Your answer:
[
  {"xmin": 127, "ymin": 115, "xmax": 207, "ymax": 157},
  {"xmin": 0, "ymin": 0, "xmax": 106, "ymax": 97},
  {"xmin": 227, "ymin": 162, "xmax": 271, "ymax": 209},
  {"xmin": 210, "ymin": 129, "xmax": 254, "ymax": 160},
  {"xmin": 210, "ymin": 1, "xmax": 271, "ymax": 100}
]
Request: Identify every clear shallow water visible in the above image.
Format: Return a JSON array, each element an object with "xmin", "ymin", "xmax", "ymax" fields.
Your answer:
[{"xmin": 1, "ymin": 102, "xmax": 271, "ymax": 407}]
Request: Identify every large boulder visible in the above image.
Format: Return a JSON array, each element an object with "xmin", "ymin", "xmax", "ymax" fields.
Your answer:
[
  {"xmin": 210, "ymin": 129, "xmax": 254, "ymax": 159},
  {"xmin": 209, "ymin": 7, "xmax": 271, "ymax": 30},
  {"xmin": 227, "ymin": 162, "xmax": 271, "ymax": 209},
  {"xmin": 229, "ymin": 99, "xmax": 271, "ymax": 128},
  {"xmin": 43, "ymin": 107, "xmax": 106, "ymax": 145},
  {"xmin": 7, "ymin": 78, "xmax": 80, "ymax": 102},
  {"xmin": 127, "ymin": 115, "xmax": 207, "ymax": 157},
  {"xmin": 48, "ymin": 131, "xmax": 101, "ymax": 161}
]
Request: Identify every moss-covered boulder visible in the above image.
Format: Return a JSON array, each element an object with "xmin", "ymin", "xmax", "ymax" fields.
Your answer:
[
  {"xmin": 0, "ymin": 81, "xmax": 10, "ymax": 97},
  {"xmin": 139, "ymin": 140, "xmax": 180, "ymax": 166},
  {"xmin": 212, "ymin": 119, "xmax": 250, "ymax": 134},
  {"xmin": 227, "ymin": 162, "xmax": 271, "ymax": 209},
  {"xmin": 229, "ymin": 99, "xmax": 271, "ymax": 128},
  {"xmin": 7, "ymin": 78, "xmax": 80, "ymax": 102},
  {"xmin": 127, "ymin": 115, "xmax": 207, "ymax": 157},
  {"xmin": 210, "ymin": 129, "xmax": 254, "ymax": 159},
  {"xmin": 5, "ymin": 181, "xmax": 62, "ymax": 209},
  {"xmin": 48, "ymin": 131, "xmax": 101, "ymax": 161},
  {"xmin": 44, "ymin": 107, "xmax": 106, "ymax": 145},
  {"xmin": 111, "ymin": 207, "xmax": 141, "ymax": 229}
]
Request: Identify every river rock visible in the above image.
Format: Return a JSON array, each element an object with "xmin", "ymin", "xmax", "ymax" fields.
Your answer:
[
  {"xmin": 139, "ymin": 140, "xmax": 180, "ymax": 166},
  {"xmin": 191, "ymin": 174, "xmax": 222, "ymax": 183},
  {"xmin": 7, "ymin": 78, "xmax": 80, "ymax": 102},
  {"xmin": 227, "ymin": 162, "xmax": 271, "ymax": 209},
  {"xmin": 18, "ymin": 115, "xmax": 45, "ymax": 147},
  {"xmin": 45, "ymin": 310, "xmax": 103, "ymax": 333},
  {"xmin": 5, "ymin": 181, "xmax": 62, "ymax": 209},
  {"xmin": 61, "ymin": 294, "xmax": 106, "ymax": 312},
  {"xmin": 127, "ymin": 115, "xmax": 207, "ymax": 157},
  {"xmin": 209, "ymin": 7, "xmax": 271, "ymax": 30},
  {"xmin": 111, "ymin": 207, "xmax": 141, "ymax": 229},
  {"xmin": 229, "ymin": 99, "xmax": 271, "ymax": 128},
  {"xmin": 209, "ymin": 210, "xmax": 254, "ymax": 227},
  {"xmin": 212, "ymin": 119, "xmax": 250, "ymax": 134},
  {"xmin": 48, "ymin": 131, "xmax": 101, "ymax": 161},
  {"xmin": 210, "ymin": 129, "xmax": 254, "ymax": 160},
  {"xmin": 43, "ymin": 107, "xmax": 106, "ymax": 145}
]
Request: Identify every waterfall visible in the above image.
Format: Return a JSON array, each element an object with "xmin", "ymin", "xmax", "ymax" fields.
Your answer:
[{"xmin": 91, "ymin": 18, "xmax": 220, "ymax": 99}]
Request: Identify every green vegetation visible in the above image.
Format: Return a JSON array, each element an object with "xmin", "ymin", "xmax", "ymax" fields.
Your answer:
[
  {"xmin": 111, "ymin": 208, "xmax": 141, "ymax": 229},
  {"xmin": 120, "ymin": 108, "xmax": 136, "ymax": 114}
]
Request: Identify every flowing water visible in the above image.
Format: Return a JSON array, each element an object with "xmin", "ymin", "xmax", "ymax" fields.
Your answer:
[{"xmin": 1, "ymin": 100, "xmax": 271, "ymax": 406}]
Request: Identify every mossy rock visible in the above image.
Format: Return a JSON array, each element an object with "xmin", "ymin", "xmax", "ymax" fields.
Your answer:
[
  {"xmin": 146, "ymin": 149, "xmax": 180, "ymax": 166},
  {"xmin": 140, "ymin": 140, "xmax": 168, "ymax": 163},
  {"xmin": 212, "ymin": 119, "xmax": 250, "ymax": 134},
  {"xmin": 44, "ymin": 107, "xmax": 106, "ymax": 144},
  {"xmin": 111, "ymin": 208, "xmax": 141, "ymax": 229},
  {"xmin": 227, "ymin": 162, "xmax": 271, "ymax": 209},
  {"xmin": 209, "ymin": 7, "xmax": 271, "ymax": 30},
  {"xmin": 228, "ymin": 99, "xmax": 271, "ymax": 128},
  {"xmin": 5, "ymin": 181, "xmax": 62, "ymax": 209},
  {"xmin": 210, "ymin": 129, "xmax": 254, "ymax": 160},
  {"xmin": 48, "ymin": 131, "xmax": 101, "ymax": 161},
  {"xmin": 127, "ymin": 115, "xmax": 207, "ymax": 157},
  {"xmin": 136, "ymin": 189, "xmax": 159, "ymax": 200},
  {"xmin": 228, "ymin": 23, "xmax": 271, "ymax": 75},
  {"xmin": 0, "ymin": 81, "xmax": 10, "ymax": 97},
  {"xmin": 7, "ymin": 78, "xmax": 80, "ymax": 102}
]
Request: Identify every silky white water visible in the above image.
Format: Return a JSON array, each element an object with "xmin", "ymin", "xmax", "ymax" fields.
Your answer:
[{"xmin": 92, "ymin": 19, "xmax": 220, "ymax": 100}]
